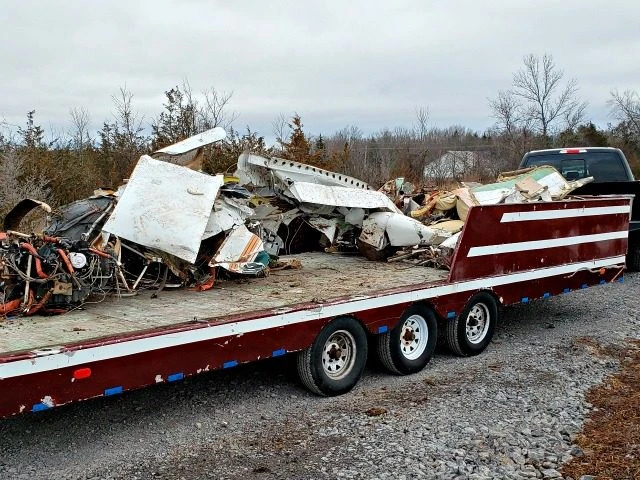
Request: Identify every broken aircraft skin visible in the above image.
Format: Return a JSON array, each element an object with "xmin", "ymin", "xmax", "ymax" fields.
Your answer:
[{"xmin": 1, "ymin": 128, "xmax": 592, "ymax": 319}]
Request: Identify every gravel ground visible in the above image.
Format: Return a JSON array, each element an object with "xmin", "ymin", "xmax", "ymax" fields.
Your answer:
[{"xmin": 0, "ymin": 272, "xmax": 637, "ymax": 480}]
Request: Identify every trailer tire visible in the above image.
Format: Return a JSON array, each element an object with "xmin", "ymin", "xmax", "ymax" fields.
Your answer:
[
  {"xmin": 377, "ymin": 305, "xmax": 438, "ymax": 375},
  {"xmin": 446, "ymin": 292, "xmax": 497, "ymax": 357},
  {"xmin": 297, "ymin": 317, "xmax": 368, "ymax": 396}
]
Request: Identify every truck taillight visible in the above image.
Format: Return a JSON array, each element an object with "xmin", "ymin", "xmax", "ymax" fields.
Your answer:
[{"xmin": 560, "ymin": 148, "xmax": 587, "ymax": 154}]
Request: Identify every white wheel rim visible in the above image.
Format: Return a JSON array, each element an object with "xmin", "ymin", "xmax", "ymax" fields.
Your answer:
[
  {"xmin": 400, "ymin": 314, "xmax": 429, "ymax": 360},
  {"xmin": 322, "ymin": 330, "xmax": 356, "ymax": 379},
  {"xmin": 465, "ymin": 303, "xmax": 491, "ymax": 344}
]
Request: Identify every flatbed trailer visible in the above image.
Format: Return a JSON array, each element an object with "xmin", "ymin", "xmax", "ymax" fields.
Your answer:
[{"xmin": 0, "ymin": 196, "xmax": 633, "ymax": 418}]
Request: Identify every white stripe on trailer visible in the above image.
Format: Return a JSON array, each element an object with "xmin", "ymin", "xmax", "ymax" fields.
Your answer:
[
  {"xmin": 500, "ymin": 205, "xmax": 631, "ymax": 223},
  {"xmin": 0, "ymin": 256, "xmax": 626, "ymax": 380},
  {"xmin": 467, "ymin": 231, "xmax": 628, "ymax": 257}
]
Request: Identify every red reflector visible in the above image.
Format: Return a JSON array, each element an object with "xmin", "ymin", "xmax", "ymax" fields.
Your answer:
[{"xmin": 73, "ymin": 368, "xmax": 92, "ymax": 380}]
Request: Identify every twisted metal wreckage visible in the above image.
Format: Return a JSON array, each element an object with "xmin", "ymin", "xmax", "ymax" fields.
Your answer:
[{"xmin": 0, "ymin": 128, "xmax": 593, "ymax": 318}]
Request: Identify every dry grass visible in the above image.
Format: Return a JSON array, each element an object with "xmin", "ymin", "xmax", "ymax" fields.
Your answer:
[{"xmin": 562, "ymin": 339, "xmax": 640, "ymax": 480}]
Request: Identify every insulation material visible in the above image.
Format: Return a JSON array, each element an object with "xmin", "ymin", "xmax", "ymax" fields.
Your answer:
[
  {"xmin": 430, "ymin": 219, "xmax": 464, "ymax": 234},
  {"xmin": 410, "ymin": 191, "xmax": 457, "ymax": 219},
  {"xmin": 103, "ymin": 156, "xmax": 224, "ymax": 263},
  {"xmin": 453, "ymin": 187, "xmax": 475, "ymax": 222}
]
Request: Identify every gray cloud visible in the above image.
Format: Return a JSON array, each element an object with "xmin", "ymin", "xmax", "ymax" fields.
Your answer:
[{"xmin": 1, "ymin": 0, "xmax": 639, "ymax": 142}]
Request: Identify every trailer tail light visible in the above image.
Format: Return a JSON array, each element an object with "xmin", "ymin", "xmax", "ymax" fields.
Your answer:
[
  {"xmin": 73, "ymin": 367, "xmax": 92, "ymax": 380},
  {"xmin": 559, "ymin": 148, "xmax": 587, "ymax": 154}
]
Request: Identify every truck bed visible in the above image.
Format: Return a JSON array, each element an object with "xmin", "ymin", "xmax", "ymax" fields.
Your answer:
[{"xmin": 0, "ymin": 253, "xmax": 448, "ymax": 355}]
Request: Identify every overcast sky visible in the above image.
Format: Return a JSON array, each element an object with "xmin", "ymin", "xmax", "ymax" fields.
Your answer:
[{"xmin": 1, "ymin": 0, "xmax": 639, "ymax": 143}]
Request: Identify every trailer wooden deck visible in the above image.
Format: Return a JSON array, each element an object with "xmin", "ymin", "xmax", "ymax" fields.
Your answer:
[{"xmin": 0, "ymin": 253, "xmax": 447, "ymax": 354}]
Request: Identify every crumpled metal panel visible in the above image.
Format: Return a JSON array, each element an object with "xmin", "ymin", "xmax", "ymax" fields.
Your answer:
[
  {"xmin": 103, "ymin": 155, "xmax": 224, "ymax": 263},
  {"xmin": 307, "ymin": 217, "xmax": 338, "ymax": 244},
  {"xmin": 287, "ymin": 182, "xmax": 399, "ymax": 212},
  {"xmin": 153, "ymin": 127, "xmax": 226, "ymax": 156},
  {"xmin": 359, "ymin": 211, "xmax": 451, "ymax": 249},
  {"xmin": 202, "ymin": 197, "xmax": 253, "ymax": 240},
  {"xmin": 3, "ymin": 198, "xmax": 52, "ymax": 231},
  {"xmin": 235, "ymin": 153, "xmax": 372, "ymax": 190}
]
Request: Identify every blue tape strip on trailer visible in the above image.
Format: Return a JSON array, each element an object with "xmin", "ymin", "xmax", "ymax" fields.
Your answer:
[
  {"xmin": 223, "ymin": 360, "xmax": 238, "ymax": 369},
  {"xmin": 272, "ymin": 349, "xmax": 286, "ymax": 357},
  {"xmin": 563, "ymin": 288, "xmax": 571, "ymax": 294},
  {"xmin": 447, "ymin": 311, "xmax": 456, "ymax": 319},
  {"xmin": 167, "ymin": 373, "xmax": 184, "ymax": 382},
  {"xmin": 543, "ymin": 292, "xmax": 551, "ymax": 299},
  {"xmin": 32, "ymin": 403, "xmax": 50, "ymax": 412},
  {"xmin": 104, "ymin": 386, "xmax": 123, "ymax": 396},
  {"xmin": 378, "ymin": 326, "xmax": 388, "ymax": 333},
  {"xmin": 521, "ymin": 297, "xmax": 529, "ymax": 303}
]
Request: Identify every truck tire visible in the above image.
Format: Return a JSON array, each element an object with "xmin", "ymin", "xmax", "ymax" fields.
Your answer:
[
  {"xmin": 297, "ymin": 316, "xmax": 368, "ymax": 396},
  {"xmin": 446, "ymin": 292, "xmax": 498, "ymax": 357},
  {"xmin": 377, "ymin": 305, "xmax": 438, "ymax": 375},
  {"xmin": 627, "ymin": 244, "xmax": 640, "ymax": 272}
]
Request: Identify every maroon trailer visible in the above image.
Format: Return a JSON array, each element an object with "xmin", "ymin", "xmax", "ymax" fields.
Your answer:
[{"xmin": 0, "ymin": 196, "xmax": 633, "ymax": 418}]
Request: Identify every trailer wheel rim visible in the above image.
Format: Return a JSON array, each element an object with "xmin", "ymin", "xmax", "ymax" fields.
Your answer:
[
  {"xmin": 399, "ymin": 314, "xmax": 429, "ymax": 360},
  {"xmin": 465, "ymin": 302, "xmax": 491, "ymax": 344},
  {"xmin": 322, "ymin": 330, "xmax": 356, "ymax": 379}
]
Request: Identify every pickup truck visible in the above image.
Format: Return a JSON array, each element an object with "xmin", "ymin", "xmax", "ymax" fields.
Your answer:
[
  {"xmin": 520, "ymin": 147, "xmax": 640, "ymax": 270},
  {"xmin": 0, "ymin": 195, "xmax": 632, "ymax": 418}
]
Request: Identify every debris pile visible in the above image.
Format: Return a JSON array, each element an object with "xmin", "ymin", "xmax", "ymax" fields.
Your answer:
[{"xmin": 0, "ymin": 128, "xmax": 594, "ymax": 318}]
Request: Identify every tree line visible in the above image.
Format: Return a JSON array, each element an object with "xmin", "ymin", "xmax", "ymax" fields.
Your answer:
[{"xmin": 1, "ymin": 53, "xmax": 639, "ymax": 219}]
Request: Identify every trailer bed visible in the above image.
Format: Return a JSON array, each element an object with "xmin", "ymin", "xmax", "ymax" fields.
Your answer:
[{"xmin": 0, "ymin": 253, "xmax": 448, "ymax": 355}]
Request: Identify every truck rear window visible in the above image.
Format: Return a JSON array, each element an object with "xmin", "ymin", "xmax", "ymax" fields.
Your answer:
[{"xmin": 524, "ymin": 152, "xmax": 628, "ymax": 182}]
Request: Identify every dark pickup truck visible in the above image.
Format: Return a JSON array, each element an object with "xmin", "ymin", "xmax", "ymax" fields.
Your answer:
[{"xmin": 520, "ymin": 147, "xmax": 640, "ymax": 270}]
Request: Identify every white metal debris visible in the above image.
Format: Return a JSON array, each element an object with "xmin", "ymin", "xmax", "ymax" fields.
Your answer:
[
  {"xmin": 235, "ymin": 153, "xmax": 372, "ymax": 190},
  {"xmin": 202, "ymin": 197, "xmax": 254, "ymax": 240},
  {"xmin": 153, "ymin": 127, "xmax": 226, "ymax": 156},
  {"xmin": 103, "ymin": 155, "xmax": 224, "ymax": 263},
  {"xmin": 287, "ymin": 182, "xmax": 399, "ymax": 212}
]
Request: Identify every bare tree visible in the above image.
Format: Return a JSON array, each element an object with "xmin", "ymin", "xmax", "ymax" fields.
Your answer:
[
  {"xmin": 69, "ymin": 107, "xmax": 91, "ymax": 151},
  {"xmin": 609, "ymin": 89, "xmax": 640, "ymax": 138},
  {"xmin": 414, "ymin": 106, "xmax": 430, "ymax": 140},
  {"xmin": 272, "ymin": 113, "xmax": 289, "ymax": 151},
  {"xmin": 112, "ymin": 85, "xmax": 145, "ymax": 150},
  {"xmin": 201, "ymin": 87, "xmax": 238, "ymax": 130},
  {"xmin": 489, "ymin": 90, "xmax": 528, "ymax": 137},
  {"xmin": 511, "ymin": 53, "xmax": 587, "ymax": 139}
]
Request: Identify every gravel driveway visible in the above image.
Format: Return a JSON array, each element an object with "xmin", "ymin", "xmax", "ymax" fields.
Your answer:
[{"xmin": 0, "ymin": 272, "xmax": 637, "ymax": 480}]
